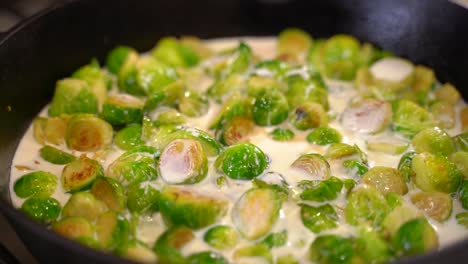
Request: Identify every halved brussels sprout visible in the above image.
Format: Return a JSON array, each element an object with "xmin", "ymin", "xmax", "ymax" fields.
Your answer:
[
  {"xmin": 33, "ymin": 117, "xmax": 67, "ymax": 145},
  {"xmin": 62, "ymin": 156, "xmax": 104, "ymax": 192},
  {"xmin": 126, "ymin": 181, "xmax": 160, "ymax": 214},
  {"xmin": 62, "ymin": 192, "xmax": 107, "ymax": 221},
  {"xmin": 48, "ymin": 79, "xmax": 98, "ymax": 117},
  {"xmin": 450, "ymin": 151, "xmax": 468, "ymax": 178},
  {"xmin": 341, "ymin": 99, "xmax": 391, "ymax": 134},
  {"xmin": 101, "ymin": 94, "xmax": 144, "ymax": 126},
  {"xmin": 369, "ymin": 57, "xmax": 414, "ymax": 97},
  {"xmin": 361, "ymin": 166, "xmax": 408, "ymax": 195},
  {"xmin": 382, "ymin": 205, "xmax": 423, "ymax": 237},
  {"xmin": 392, "ymin": 100, "xmax": 435, "ymax": 138},
  {"xmin": 246, "ymin": 76, "xmax": 282, "ymax": 97},
  {"xmin": 459, "ymin": 180, "xmax": 468, "ymax": 209},
  {"xmin": 153, "ymin": 226, "xmax": 194, "ymax": 264},
  {"xmin": 90, "ymin": 177, "xmax": 126, "ymax": 212},
  {"xmin": 217, "ymin": 116, "xmax": 255, "ymax": 146},
  {"xmin": 207, "ymin": 74, "xmax": 245, "ymax": 103},
  {"xmin": 232, "ymin": 188, "xmax": 281, "ymax": 240},
  {"xmin": 14, "ymin": 171, "xmax": 57, "ymax": 198},
  {"xmin": 260, "ymin": 230, "xmax": 287, "ymax": 249},
  {"xmin": 159, "ymin": 139, "xmax": 208, "ymax": 184},
  {"xmin": 72, "ymin": 60, "xmax": 111, "ymax": 106},
  {"xmin": 345, "ymin": 186, "xmax": 390, "ymax": 227},
  {"xmin": 117, "ymin": 50, "xmax": 142, "ymax": 95},
  {"xmin": 366, "ymin": 140, "xmax": 408, "ymax": 155},
  {"xmin": 456, "ymin": 212, "xmax": 468, "ymax": 228},
  {"xmin": 398, "ymin": 151, "xmax": 416, "ymax": 182},
  {"xmin": 253, "ymin": 89, "xmax": 289, "ymax": 126},
  {"xmin": 203, "ymin": 225, "xmax": 239, "ymax": 250},
  {"xmin": 309, "ymin": 235, "xmax": 360, "ymax": 264},
  {"xmin": 115, "ymin": 240, "xmax": 158, "ymax": 263},
  {"xmin": 324, "ymin": 143, "xmax": 357, "ymax": 160},
  {"xmin": 151, "ymin": 37, "xmax": 199, "ymax": 67},
  {"xmin": 277, "ymin": 254, "xmax": 299, "ymax": 264},
  {"xmin": 233, "ymin": 244, "xmax": 273, "ymax": 264},
  {"xmin": 254, "ymin": 59, "xmax": 290, "ymax": 80},
  {"xmin": 253, "ymin": 172, "xmax": 290, "ymax": 200},
  {"xmin": 306, "ymin": 127, "xmax": 341, "ymax": 145},
  {"xmin": 150, "ymin": 107, "xmax": 186, "ymax": 127},
  {"xmin": 285, "ymin": 73, "xmax": 329, "ymax": 110},
  {"xmin": 159, "ymin": 186, "xmax": 228, "ymax": 229},
  {"xmin": 298, "ymin": 176, "xmax": 343, "ymax": 202},
  {"xmin": 356, "ymin": 228, "xmax": 393, "ymax": 264},
  {"xmin": 454, "ymin": 132, "xmax": 468, "ymax": 152},
  {"xmin": 290, "ymin": 101, "xmax": 328, "ymax": 130},
  {"xmin": 209, "ymin": 92, "xmax": 252, "ymax": 130},
  {"xmin": 225, "ymin": 42, "xmax": 252, "ymax": 76},
  {"xmin": 300, "ymin": 203, "xmax": 338, "ymax": 233},
  {"xmin": 106, "ymin": 46, "xmax": 138, "ymax": 75},
  {"xmin": 434, "ymin": 83, "xmax": 461, "ymax": 105},
  {"xmin": 65, "ymin": 114, "xmax": 113, "ymax": 152},
  {"xmin": 96, "ymin": 211, "xmax": 130, "ymax": 249},
  {"xmin": 114, "ymin": 124, "xmax": 143, "ymax": 150},
  {"xmin": 430, "ymin": 101, "xmax": 456, "ymax": 129},
  {"xmin": 407, "ymin": 65, "xmax": 435, "ymax": 105},
  {"xmin": 39, "ymin": 145, "xmax": 76, "ymax": 165},
  {"xmin": 291, "ymin": 153, "xmax": 331, "ymax": 180},
  {"xmin": 215, "ymin": 142, "xmax": 268, "ymax": 180},
  {"xmin": 342, "ymin": 160, "xmax": 368, "ymax": 178},
  {"xmin": 269, "ymin": 128, "xmax": 295, "ymax": 141},
  {"xmin": 321, "ymin": 34, "xmax": 361, "ymax": 80},
  {"xmin": 410, "ymin": 192, "xmax": 452, "ymax": 222},
  {"xmin": 392, "ymin": 218, "xmax": 438, "ymax": 256},
  {"xmin": 277, "ymin": 28, "xmax": 313, "ymax": 61},
  {"xmin": 52, "ymin": 217, "xmax": 94, "ymax": 240},
  {"xmin": 144, "ymin": 79, "xmax": 184, "ymax": 111},
  {"xmin": 412, "ymin": 152, "xmax": 462, "ymax": 193},
  {"xmin": 21, "ymin": 196, "xmax": 61, "ymax": 224},
  {"xmin": 135, "ymin": 57, "xmax": 178, "ymax": 95},
  {"xmin": 178, "ymin": 90, "xmax": 209, "ymax": 117},
  {"xmin": 412, "ymin": 127, "xmax": 455, "ymax": 156},
  {"xmin": 187, "ymin": 251, "xmax": 228, "ymax": 264}
]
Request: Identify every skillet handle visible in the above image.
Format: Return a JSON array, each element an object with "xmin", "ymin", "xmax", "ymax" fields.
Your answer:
[{"xmin": 0, "ymin": 242, "xmax": 20, "ymax": 264}]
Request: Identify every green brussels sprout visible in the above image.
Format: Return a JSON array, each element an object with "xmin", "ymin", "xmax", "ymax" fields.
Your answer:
[
  {"xmin": 14, "ymin": 171, "xmax": 57, "ymax": 198},
  {"xmin": 412, "ymin": 127, "xmax": 455, "ymax": 156},
  {"xmin": 253, "ymin": 89, "xmax": 289, "ymax": 126},
  {"xmin": 144, "ymin": 79, "xmax": 184, "ymax": 111},
  {"xmin": 150, "ymin": 107, "xmax": 186, "ymax": 127},
  {"xmin": 232, "ymin": 188, "xmax": 281, "ymax": 240},
  {"xmin": 269, "ymin": 128, "xmax": 295, "ymax": 141},
  {"xmin": 450, "ymin": 151, "xmax": 468, "ymax": 178},
  {"xmin": 456, "ymin": 212, "xmax": 468, "ymax": 228},
  {"xmin": 306, "ymin": 127, "xmax": 341, "ymax": 145},
  {"xmin": 114, "ymin": 124, "xmax": 143, "ymax": 150},
  {"xmin": 454, "ymin": 132, "xmax": 468, "ymax": 152},
  {"xmin": 180, "ymin": 36, "xmax": 213, "ymax": 59},
  {"xmin": 153, "ymin": 226, "xmax": 194, "ymax": 264},
  {"xmin": 72, "ymin": 60, "xmax": 112, "ymax": 106},
  {"xmin": 159, "ymin": 139, "xmax": 208, "ymax": 184},
  {"xmin": 392, "ymin": 218, "xmax": 438, "ymax": 256},
  {"xmin": 319, "ymin": 35, "xmax": 360, "ymax": 80},
  {"xmin": 246, "ymin": 76, "xmax": 282, "ymax": 97},
  {"xmin": 217, "ymin": 116, "xmax": 255, "ymax": 146},
  {"xmin": 385, "ymin": 192, "xmax": 404, "ymax": 209},
  {"xmin": 39, "ymin": 145, "xmax": 76, "ymax": 164},
  {"xmin": 159, "ymin": 186, "xmax": 228, "ymax": 229},
  {"xmin": 126, "ymin": 181, "xmax": 160, "ymax": 214},
  {"xmin": 209, "ymin": 92, "xmax": 252, "ymax": 130},
  {"xmin": 309, "ymin": 235, "xmax": 360, "ymax": 264},
  {"xmin": 392, "ymin": 100, "xmax": 435, "ymax": 138},
  {"xmin": 291, "ymin": 153, "xmax": 331, "ymax": 180},
  {"xmin": 115, "ymin": 240, "xmax": 158, "ymax": 263},
  {"xmin": 48, "ymin": 79, "xmax": 98, "ymax": 117},
  {"xmin": 106, "ymin": 46, "xmax": 138, "ymax": 75},
  {"xmin": 233, "ymin": 244, "xmax": 273, "ymax": 264},
  {"xmin": 325, "ymin": 143, "xmax": 357, "ymax": 160},
  {"xmin": 285, "ymin": 73, "xmax": 329, "ymax": 110},
  {"xmin": 207, "ymin": 74, "xmax": 245, "ymax": 102},
  {"xmin": 298, "ymin": 177, "xmax": 343, "ymax": 202},
  {"xmin": 406, "ymin": 65, "xmax": 435, "ymax": 105},
  {"xmin": 33, "ymin": 117, "xmax": 67, "ymax": 145},
  {"xmin": 21, "ymin": 196, "xmax": 61, "ymax": 224},
  {"xmin": 106, "ymin": 146, "xmax": 158, "ymax": 186},
  {"xmin": 398, "ymin": 152, "xmax": 416, "ymax": 182},
  {"xmin": 300, "ymin": 203, "xmax": 338, "ymax": 233},
  {"xmin": 74, "ymin": 236, "xmax": 101, "ymax": 250},
  {"xmin": 341, "ymin": 99, "xmax": 392, "ymax": 134},
  {"xmin": 290, "ymin": 101, "xmax": 328, "ymax": 130},
  {"xmin": 361, "ymin": 166, "xmax": 408, "ymax": 195},
  {"xmin": 203, "ymin": 225, "xmax": 239, "ymax": 250},
  {"xmin": 253, "ymin": 172, "xmax": 290, "ymax": 200},
  {"xmin": 345, "ymin": 186, "xmax": 390, "ymax": 227},
  {"xmin": 366, "ymin": 140, "xmax": 408, "ymax": 155},
  {"xmin": 369, "ymin": 57, "xmax": 415, "ymax": 99},
  {"xmin": 342, "ymin": 160, "xmax": 368, "ymax": 177},
  {"xmin": 434, "ymin": 83, "xmax": 461, "ymax": 105},
  {"xmin": 178, "ymin": 90, "xmax": 209, "ymax": 117},
  {"xmin": 151, "ymin": 37, "xmax": 199, "ymax": 67},
  {"xmin": 215, "ymin": 142, "xmax": 268, "ymax": 180},
  {"xmin": 62, "ymin": 192, "xmax": 107, "ymax": 221},
  {"xmin": 117, "ymin": 50, "xmax": 142, "ymax": 95},
  {"xmin": 276, "ymin": 254, "xmax": 299, "ymax": 264},
  {"xmin": 225, "ymin": 42, "xmax": 252, "ymax": 75},
  {"xmin": 65, "ymin": 114, "xmax": 113, "ymax": 152},
  {"xmin": 382, "ymin": 205, "xmax": 423, "ymax": 237},
  {"xmin": 62, "ymin": 156, "xmax": 104, "ymax": 192},
  {"xmin": 187, "ymin": 251, "xmax": 228, "ymax": 264},
  {"xmin": 90, "ymin": 177, "xmax": 126, "ymax": 212},
  {"xmin": 459, "ymin": 180, "xmax": 468, "ymax": 209},
  {"xmin": 260, "ymin": 230, "xmax": 287, "ymax": 248},
  {"xmin": 410, "ymin": 192, "xmax": 452, "ymax": 222},
  {"xmin": 411, "ymin": 152, "xmax": 462, "ymax": 193},
  {"xmin": 277, "ymin": 28, "xmax": 313, "ymax": 60},
  {"xmin": 135, "ymin": 56, "xmax": 178, "ymax": 95},
  {"xmin": 52, "ymin": 217, "xmax": 94, "ymax": 240},
  {"xmin": 430, "ymin": 101, "xmax": 456, "ymax": 129},
  {"xmin": 101, "ymin": 94, "xmax": 144, "ymax": 126},
  {"xmin": 355, "ymin": 228, "xmax": 393, "ymax": 264},
  {"xmin": 96, "ymin": 211, "xmax": 130, "ymax": 249},
  {"xmin": 253, "ymin": 59, "xmax": 290, "ymax": 80}
]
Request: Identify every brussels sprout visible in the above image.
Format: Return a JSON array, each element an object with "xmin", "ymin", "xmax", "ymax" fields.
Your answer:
[
  {"xmin": 14, "ymin": 171, "xmax": 57, "ymax": 198},
  {"xmin": 392, "ymin": 100, "xmax": 435, "ymax": 138},
  {"xmin": 367, "ymin": 140, "xmax": 408, "ymax": 155},
  {"xmin": 277, "ymin": 28, "xmax": 313, "ymax": 60},
  {"xmin": 117, "ymin": 50, "xmax": 142, "ymax": 95},
  {"xmin": 300, "ymin": 203, "xmax": 338, "ymax": 233},
  {"xmin": 361, "ymin": 166, "xmax": 408, "ymax": 195},
  {"xmin": 290, "ymin": 101, "xmax": 327, "ymax": 130},
  {"xmin": 233, "ymin": 244, "xmax": 273, "ymax": 264},
  {"xmin": 309, "ymin": 235, "xmax": 360, "ymax": 264},
  {"xmin": 225, "ymin": 42, "xmax": 252, "ymax": 75},
  {"xmin": 150, "ymin": 107, "xmax": 186, "ymax": 127},
  {"xmin": 325, "ymin": 143, "xmax": 357, "ymax": 160},
  {"xmin": 209, "ymin": 93, "xmax": 252, "ymax": 130},
  {"xmin": 72, "ymin": 60, "xmax": 111, "ymax": 106},
  {"xmin": 144, "ymin": 79, "xmax": 184, "ymax": 111},
  {"xmin": 434, "ymin": 83, "xmax": 461, "ymax": 105},
  {"xmin": 232, "ymin": 188, "xmax": 281, "ymax": 240},
  {"xmin": 135, "ymin": 57, "xmax": 178, "ymax": 95},
  {"xmin": 153, "ymin": 226, "xmax": 194, "ymax": 264},
  {"xmin": 322, "ymin": 34, "xmax": 361, "ymax": 80},
  {"xmin": 398, "ymin": 152, "xmax": 416, "ymax": 182},
  {"xmin": 246, "ymin": 76, "xmax": 282, "ymax": 97},
  {"xmin": 450, "ymin": 151, "xmax": 468, "ymax": 178},
  {"xmin": 126, "ymin": 181, "xmax": 160, "ymax": 214},
  {"xmin": 355, "ymin": 228, "xmax": 393, "ymax": 264},
  {"xmin": 96, "ymin": 211, "xmax": 130, "ymax": 249},
  {"xmin": 412, "ymin": 127, "xmax": 455, "ymax": 156},
  {"xmin": 430, "ymin": 101, "xmax": 456, "ymax": 129},
  {"xmin": 178, "ymin": 90, "xmax": 209, "ymax": 117},
  {"xmin": 52, "ymin": 217, "xmax": 94, "ymax": 240},
  {"xmin": 382, "ymin": 205, "xmax": 423, "ymax": 236},
  {"xmin": 115, "ymin": 240, "xmax": 158, "ymax": 263},
  {"xmin": 285, "ymin": 73, "xmax": 329, "ymax": 110},
  {"xmin": 392, "ymin": 218, "xmax": 438, "ymax": 256},
  {"xmin": 410, "ymin": 192, "xmax": 452, "ymax": 222},
  {"xmin": 298, "ymin": 177, "xmax": 343, "ymax": 202},
  {"xmin": 306, "ymin": 127, "xmax": 341, "ymax": 145},
  {"xmin": 65, "ymin": 114, "xmax": 113, "ymax": 152},
  {"xmin": 90, "ymin": 177, "xmax": 126, "ymax": 212},
  {"xmin": 48, "ymin": 79, "xmax": 98, "ymax": 117},
  {"xmin": 412, "ymin": 152, "xmax": 462, "ymax": 193},
  {"xmin": 114, "ymin": 124, "xmax": 143, "ymax": 150},
  {"xmin": 269, "ymin": 128, "xmax": 295, "ymax": 141},
  {"xmin": 459, "ymin": 180, "xmax": 468, "ymax": 209},
  {"xmin": 342, "ymin": 160, "xmax": 369, "ymax": 178},
  {"xmin": 386, "ymin": 192, "xmax": 404, "ymax": 209},
  {"xmin": 253, "ymin": 89, "xmax": 289, "ymax": 126},
  {"xmin": 215, "ymin": 142, "xmax": 268, "ymax": 180},
  {"xmin": 207, "ymin": 74, "xmax": 245, "ymax": 102},
  {"xmin": 217, "ymin": 116, "xmax": 255, "ymax": 146},
  {"xmin": 253, "ymin": 172, "xmax": 290, "ymax": 200},
  {"xmin": 159, "ymin": 186, "xmax": 228, "ymax": 229},
  {"xmin": 106, "ymin": 146, "xmax": 158, "ymax": 186},
  {"xmin": 62, "ymin": 192, "xmax": 107, "ymax": 221},
  {"xmin": 187, "ymin": 251, "xmax": 228, "ymax": 264},
  {"xmin": 345, "ymin": 186, "xmax": 390, "ymax": 227},
  {"xmin": 276, "ymin": 254, "xmax": 299, "ymax": 264},
  {"xmin": 39, "ymin": 145, "xmax": 76, "ymax": 165},
  {"xmin": 341, "ymin": 99, "xmax": 391, "ymax": 134},
  {"xmin": 260, "ymin": 230, "xmax": 287, "ymax": 248},
  {"xmin": 106, "ymin": 46, "xmax": 138, "ymax": 75},
  {"xmin": 33, "ymin": 117, "xmax": 68, "ymax": 145},
  {"xmin": 456, "ymin": 212, "xmax": 468, "ymax": 228},
  {"xmin": 254, "ymin": 59, "xmax": 290, "ymax": 80},
  {"xmin": 292, "ymin": 153, "xmax": 331, "ymax": 180},
  {"xmin": 101, "ymin": 94, "xmax": 143, "ymax": 126},
  {"xmin": 21, "ymin": 196, "xmax": 61, "ymax": 224},
  {"xmin": 369, "ymin": 57, "xmax": 414, "ymax": 98},
  {"xmin": 180, "ymin": 36, "xmax": 213, "ymax": 59},
  {"xmin": 159, "ymin": 139, "xmax": 208, "ymax": 184},
  {"xmin": 62, "ymin": 156, "xmax": 104, "ymax": 192},
  {"xmin": 454, "ymin": 132, "xmax": 468, "ymax": 152},
  {"xmin": 203, "ymin": 225, "xmax": 239, "ymax": 250},
  {"xmin": 151, "ymin": 37, "xmax": 199, "ymax": 67},
  {"xmin": 407, "ymin": 65, "xmax": 435, "ymax": 104}
]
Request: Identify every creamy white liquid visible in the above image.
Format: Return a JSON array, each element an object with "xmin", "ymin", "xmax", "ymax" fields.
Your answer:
[{"xmin": 9, "ymin": 37, "xmax": 468, "ymax": 263}]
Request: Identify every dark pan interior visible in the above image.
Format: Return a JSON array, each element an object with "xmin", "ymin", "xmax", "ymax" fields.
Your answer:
[{"xmin": 0, "ymin": 0, "xmax": 467, "ymax": 263}]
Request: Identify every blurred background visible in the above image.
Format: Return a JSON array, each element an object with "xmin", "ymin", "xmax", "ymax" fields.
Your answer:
[{"xmin": 0, "ymin": 0, "xmax": 61, "ymax": 32}]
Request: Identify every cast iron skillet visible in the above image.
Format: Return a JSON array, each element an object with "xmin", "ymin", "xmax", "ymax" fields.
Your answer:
[{"xmin": 0, "ymin": 0, "xmax": 467, "ymax": 263}]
